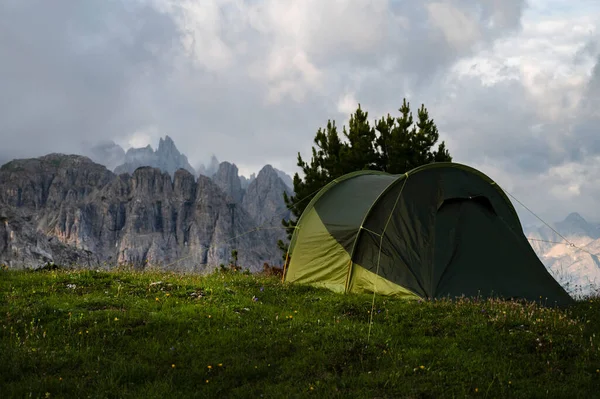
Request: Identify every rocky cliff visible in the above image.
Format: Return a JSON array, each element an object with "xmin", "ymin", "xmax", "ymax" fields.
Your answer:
[
  {"xmin": 241, "ymin": 165, "xmax": 293, "ymax": 254},
  {"xmin": 212, "ymin": 162, "xmax": 244, "ymax": 204},
  {"xmin": 114, "ymin": 136, "xmax": 196, "ymax": 177},
  {"xmin": 0, "ymin": 154, "xmax": 280, "ymax": 272}
]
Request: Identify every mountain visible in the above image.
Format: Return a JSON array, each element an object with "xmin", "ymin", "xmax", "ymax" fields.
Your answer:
[
  {"xmin": 273, "ymin": 168, "xmax": 294, "ymax": 190},
  {"xmin": 212, "ymin": 162, "xmax": 244, "ymax": 204},
  {"xmin": 197, "ymin": 155, "xmax": 220, "ymax": 178},
  {"xmin": 114, "ymin": 136, "xmax": 196, "ymax": 177},
  {"xmin": 524, "ymin": 212, "xmax": 600, "ymax": 297},
  {"xmin": 85, "ymin": 140, "xmax": 126, "ymax": 171},
  {"xmin": 0, "ymin": 154, "xmax": 281, "ymax": 271},
  {"xmin": 242, "ymin": 165, "xmax": 293, "ymax": 260},
  {"xmin": 242, "ymin": 165, "xmax": 292, "ymax": 226},
  {"xmin": 240, "ymin": 173, "xmax": 256, "ymax": 190}
]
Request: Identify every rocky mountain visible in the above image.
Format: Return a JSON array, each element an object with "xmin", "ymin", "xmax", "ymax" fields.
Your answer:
[
  {"xmin": 240, "ymin": 173, "xmax": 256, "ymax": 190},
  {"xmin": 274, "ymin": 168, "xmax": 294, "ymax": 190},
  {"xmin": 197, "ymin": 155, "xmax": 220, "ymax": 178},
  {"xmin": 114, "ymin": 136, "xmax": 196, "ymax": 177},
  {"xmin": 212, "ymin": 162, "xmax": 244, "ymax": 204},
  {"xmin": 242, "ymin": 165, "xmax": 292, "ymax": 226},
  {"xmin": 85, "ymin": 140, "xmax": 126, "ymax": 171},
  {"xmin": 0, "ymin": 154, "xmax": 281, "ymax": 272},
  {"xmin": 524, "ymin": 212, "xmax": 600, "ymax": 297}
]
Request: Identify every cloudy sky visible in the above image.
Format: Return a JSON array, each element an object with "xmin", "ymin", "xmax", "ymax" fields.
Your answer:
[{"xmin": 1, "ymin": 0, "xmax": 599, "ymax": 225}]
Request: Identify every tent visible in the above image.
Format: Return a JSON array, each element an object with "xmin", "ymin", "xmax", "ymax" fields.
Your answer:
[{"xmin": 284, "ymin": 163, "xmax": 573, "ymax": 306}]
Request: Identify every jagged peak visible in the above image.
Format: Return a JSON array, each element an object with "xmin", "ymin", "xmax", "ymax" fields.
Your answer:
[
  {"xmin": 564, "ymin": 212, "xmax": 586, "ymax": 223},
  {"xmin": 158, "ymin": 135, "xmax": 177, "ymax": 151},
  {"xmin": 257, "ymin": 164, "xmax": 276, "ymax": 178}
]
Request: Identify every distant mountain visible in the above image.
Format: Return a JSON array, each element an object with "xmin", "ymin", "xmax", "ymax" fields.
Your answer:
[
  {"xmin": 0, "ymin": 154, "xmax": 280, "ymax": 271},
  {"xmin": 0, "ymin": 136, "xmax": 298, "ymax": 270},
  {"xmin": 197, "ymin": 155, "xmax": 220, "ymax": 178},
  {"xmin": 240, "ymin": 173, "xmax": 256, "ymax": 190},
  {"xmin": 524, "ymin": 212, "xmax": 600, "ymax": 297},
  {"xmin": 114, "ymin": 136, "xmax": 196, "ymax": 177},
  {"xmin": 212, "ymin": 161, "xmax": 244, "ymax": 204},
  {"xmin": 273, "ymin": 168, "xmax": 294, "ymax": 190},
  {"xmin": 85, "ymin": 140, "xmax": 126, "ymax": 171}
]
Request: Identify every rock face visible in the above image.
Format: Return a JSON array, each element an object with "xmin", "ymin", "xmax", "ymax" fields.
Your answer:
[
  {"xmin": 273, "ymin": 168, "xmax": 294, "ymax": 190},
  {"xmin": 114, "ymin": 136, "xmax": 196, "ymax": 177},
  {"xmin": 240, "ymin": 173, "xmax": 256, "ymax": 190},
  {"xmin": 0, "ymin": 154, "xmax": 280, "ymax": 271},
  {"xmin": 241, "ymin": 165, "xmax": 292, "ymax": 254},
  {"xmin": 212, "ymin": 162, "xmax": 244, "ymax": 204},
  {"xmin": 524, "ymin": 212, "xmax": 600, "ymax": 297}
]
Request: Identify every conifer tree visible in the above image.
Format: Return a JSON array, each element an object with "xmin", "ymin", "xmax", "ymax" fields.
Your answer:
[{"xmin": 279, "ymin": 99, "xmax": 451, "ymax": 257}]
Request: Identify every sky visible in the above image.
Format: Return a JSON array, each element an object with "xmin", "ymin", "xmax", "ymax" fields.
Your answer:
[{"xmin": 0, "ymin": 0, "xmax": 599, "ymax": 226}]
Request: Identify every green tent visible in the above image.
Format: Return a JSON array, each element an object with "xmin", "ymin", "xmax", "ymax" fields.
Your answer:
[{"xmin": 284, "ymin": 163, "xmax": 573, "ymax": 306}]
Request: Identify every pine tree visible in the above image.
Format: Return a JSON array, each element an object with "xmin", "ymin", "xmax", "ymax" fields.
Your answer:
[{"xmin": 279, "ymin": 99, "xmax": 451, "ymax": 257}]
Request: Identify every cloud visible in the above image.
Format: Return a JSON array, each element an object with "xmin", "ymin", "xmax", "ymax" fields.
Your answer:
[{"xmin": 1, "ymin": 0, "xmax": 599, "ymax": 224}]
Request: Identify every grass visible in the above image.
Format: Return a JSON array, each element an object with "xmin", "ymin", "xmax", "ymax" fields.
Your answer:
[{"xmin": 1, "ymin": 267, "xmax": 599, "ymax": 398}]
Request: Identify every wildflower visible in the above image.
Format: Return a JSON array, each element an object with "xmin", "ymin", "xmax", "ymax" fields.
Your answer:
[
  {"xmin": 218, "ymin": 363, "xmax": 223, "ymax": 367},
  {"xmin": 114, "ymin": 317, "xmax": 119, "ymax": 321},
  {"xmin": 207, "ymin": 365, "xmax": 212, "ymax": 370},
  {"xmin": 260, "ymin": 286, "xmax": 264, "ymax": 292},
  {"xmin": 419, "ymin": 365, "xmax": 425, "ymax": 370},
  {"xmin": 310, "ymin": 386, "xmax": 314, "ymax": 391},
  {"xmin": 155, "ymin": 297, "xmax": 159, "ymax": 301},
  {"xmin": 252, "ymin": 296, "xmax": 258, "ymax": 302},
  {"xmin": 475, "ymin": 388, "xmax": 479, "ymax": 393},
  {"xmin": 172, "ymin": 364, "xmax": 175, "ymax": 368},
  {"xmin": 208, "ymin": 315, "xmax": 212, "ymax": 318},
  {"xmin": 206, "ymin": 380, "xmax": 209, "ymax": 383}
]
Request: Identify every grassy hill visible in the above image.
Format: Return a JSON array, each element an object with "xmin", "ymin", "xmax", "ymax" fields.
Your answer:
[{"xmin": 1, "ymin": 267, "xmax": 599, "ymax": 398}]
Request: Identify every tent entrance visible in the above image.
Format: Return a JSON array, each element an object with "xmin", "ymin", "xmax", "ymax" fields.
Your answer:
[{"xmin": 432, "ymin": 196, "xmax": 560, "ymax": 301}]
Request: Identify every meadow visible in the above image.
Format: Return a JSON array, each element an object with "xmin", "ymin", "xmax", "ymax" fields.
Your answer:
[{"xmin": 1, "ymin": 266, "xmax": 599, "ymax": 398}]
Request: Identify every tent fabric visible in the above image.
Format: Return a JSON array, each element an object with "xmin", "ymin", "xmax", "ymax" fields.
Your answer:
[{"xmin": 285, "ymin": 162, "xmax": 573, "ymax": 306}]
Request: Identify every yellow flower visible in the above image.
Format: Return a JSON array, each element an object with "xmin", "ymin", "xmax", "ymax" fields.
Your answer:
[
  {"xmin": 114, "ymin": 317, "xmax": 118, "ymax": 321},
  {"xmin": 205, "ymin": 380, "xmax": 209, "ymax": 383},
  {"xmin": 172, "ymin": 364, "xmax": 175, "ymax": 368},
  {"xmin": 419, "ymin": 365, "xmax": 425, "ymax": 370},
  {"xmin": 155, "ymin": 297, "xmax": 159, "ymax": 301},
  {"xmin": 309, "ymin": 386, "xmax": 314, "ymax": 391},
  {"xmin": 475, "ymin": 388, "xmax": 479, "ymax": 393},
  {"xmin": 218, "ymin": 363, "xmax": 223, "ymax": 367},
  {"xmin": 207, "ymin": 365, "xmax": 212, "ymax": 369}
]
